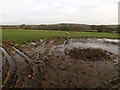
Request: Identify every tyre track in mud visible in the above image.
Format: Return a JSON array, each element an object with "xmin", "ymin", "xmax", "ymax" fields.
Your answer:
[
  {"xmin": 12, "ymin": 46, "xmax": 42, "ymax": 88},
  {"xmin": 1, "ymin": 47, "xmax": 17, "ymax": 88},
  {"xmin": 2, "ymin": 58, "xmax": 9, "ymax": 87},
  {"xmin": 12, "ymin": 50, "xmax": 33, "ymax": 88}
]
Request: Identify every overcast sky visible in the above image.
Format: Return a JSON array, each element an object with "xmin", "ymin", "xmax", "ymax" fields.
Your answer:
[{"xmin": 0, "ymin": 0, "xmax": 119, "ymax": 25}]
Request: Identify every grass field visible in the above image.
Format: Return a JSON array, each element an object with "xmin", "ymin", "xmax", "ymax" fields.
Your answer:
[{"xmin": 2, "ymin": 29, "xmax": 119, "ymax": 44}]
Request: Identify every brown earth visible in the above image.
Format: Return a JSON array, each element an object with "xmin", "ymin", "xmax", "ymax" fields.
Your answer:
[
  {"xmin": 2, "ymin": 38, "xmax": 119, "ymax": 88},
  {"xmin": 67, "ymin": 48, "xmax": 116, "ymax": 61}
]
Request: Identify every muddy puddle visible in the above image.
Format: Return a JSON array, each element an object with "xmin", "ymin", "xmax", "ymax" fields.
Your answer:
[
  {"xmin": 1, "ymin": 47, "xmax": 17, "ymax": 88},
  {"xmin": 2, "ymin": 38, "xmax": 120, "ymax": 88},
  {"xmin": 54, "ymin": 38, "xmax": 119, "ymax": 55}
]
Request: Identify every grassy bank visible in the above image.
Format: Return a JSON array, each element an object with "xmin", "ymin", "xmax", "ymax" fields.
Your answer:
[{"xmin": 2, "ymin": 29, "xmax": 119, "ymax": 44}]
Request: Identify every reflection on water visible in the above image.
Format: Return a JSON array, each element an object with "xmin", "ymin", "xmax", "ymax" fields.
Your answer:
[
  {"xmin": 55, "ymin": 38, "xmax": 119, "ymax": 55},
  {"xmin": 1, "ymin": 47, "xmax": 16, "ymax": 88},
  {"xmin": 12, "ymin": 46, "xmax": 33, "ymax": 63}
]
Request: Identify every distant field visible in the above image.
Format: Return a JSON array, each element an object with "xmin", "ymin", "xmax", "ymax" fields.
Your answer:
[{"xmin": 2, "ymin": 29, "xmax": 119, "ymax": 44}]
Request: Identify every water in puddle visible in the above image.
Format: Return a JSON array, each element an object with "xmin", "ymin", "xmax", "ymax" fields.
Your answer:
[
  {"xmin": 54, "ymin": 38, "xmax": 119, "ymax": 55},
  {"xmin": 13, "ymin": 46, "xmax": 43, "ymax": 64},
  {"xmin": 12, "ymin": 46, "xmax": 33, "ymax": 63},
  {"xmin": 1, "ymin": 47, "xmax": 16, "ymax": 88}
]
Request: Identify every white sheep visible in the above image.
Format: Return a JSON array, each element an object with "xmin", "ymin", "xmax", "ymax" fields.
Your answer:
[{"xmin": 65, "ymin": 31, "xmax": 69, "ymax": 35}]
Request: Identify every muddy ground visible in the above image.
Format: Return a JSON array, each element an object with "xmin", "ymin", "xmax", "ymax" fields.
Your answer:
[{"xmin": 1, "ymin": 38, "xmax": 120, "ymax": 88}]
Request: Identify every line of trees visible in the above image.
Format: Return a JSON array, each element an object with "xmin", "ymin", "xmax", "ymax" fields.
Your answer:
[{"xmin": 1, "ymin": 24, "xmax": 118, "ymax": 33}]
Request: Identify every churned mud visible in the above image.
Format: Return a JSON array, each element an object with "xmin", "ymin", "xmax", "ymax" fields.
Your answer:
[
  {"xmin": 1, "ymin": 38, "xmax": 119, "ymax": 88},
  {"xmin": 1, "ymin": 47, "xmax": 17, "ymax": 88}
]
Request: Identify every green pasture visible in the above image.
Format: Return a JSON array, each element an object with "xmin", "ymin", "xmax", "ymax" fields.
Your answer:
[{"xmin": 2, "ymin": 29, "xmax": 119, "ymax": 44}]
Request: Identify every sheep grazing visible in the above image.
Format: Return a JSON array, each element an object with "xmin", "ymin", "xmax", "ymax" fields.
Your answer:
[{"xmin": 65, "ymin": 31, "xmax": 69, "ymax": 35}]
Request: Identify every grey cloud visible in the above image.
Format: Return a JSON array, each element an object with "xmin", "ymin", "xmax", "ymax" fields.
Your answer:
[{"xmin": 0, "ymin": 0, "xmax": 119, "ymax": 25}]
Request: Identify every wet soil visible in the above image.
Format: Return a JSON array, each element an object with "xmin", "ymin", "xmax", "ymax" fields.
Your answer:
[
  {"xmin": 1, "ymin": 47, "xmax": 17, "ymax": 88},
  {"xmin": 68, "ymin": 48, "xmax": 116, "ymax": 61},
  {"xmin": 2, "ymin": 54, "xmax": 10, "ymax": 85},
  {"xmin": 1, "ymin": 38, "xmax": 119, "ymax": 88}
]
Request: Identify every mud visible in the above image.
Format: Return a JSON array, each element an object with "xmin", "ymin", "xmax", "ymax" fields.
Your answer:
[
  {"xmin": 1, "ymin": 47, "xmax": 17, "ymax": 88},
  {"xmin": 1, "ymin": 38, "xmax": 119, "ymax": 88},
  {"xmin": 12, "ymin": 46, "xmax": 41, "ymax": 88},
  {"xmin": 68, "ymin": 48, "xmax": 116, "ymax": 61},
  {"xmin": 2, "ymin": 55, "xmax": 10, "ymax": 85}
]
